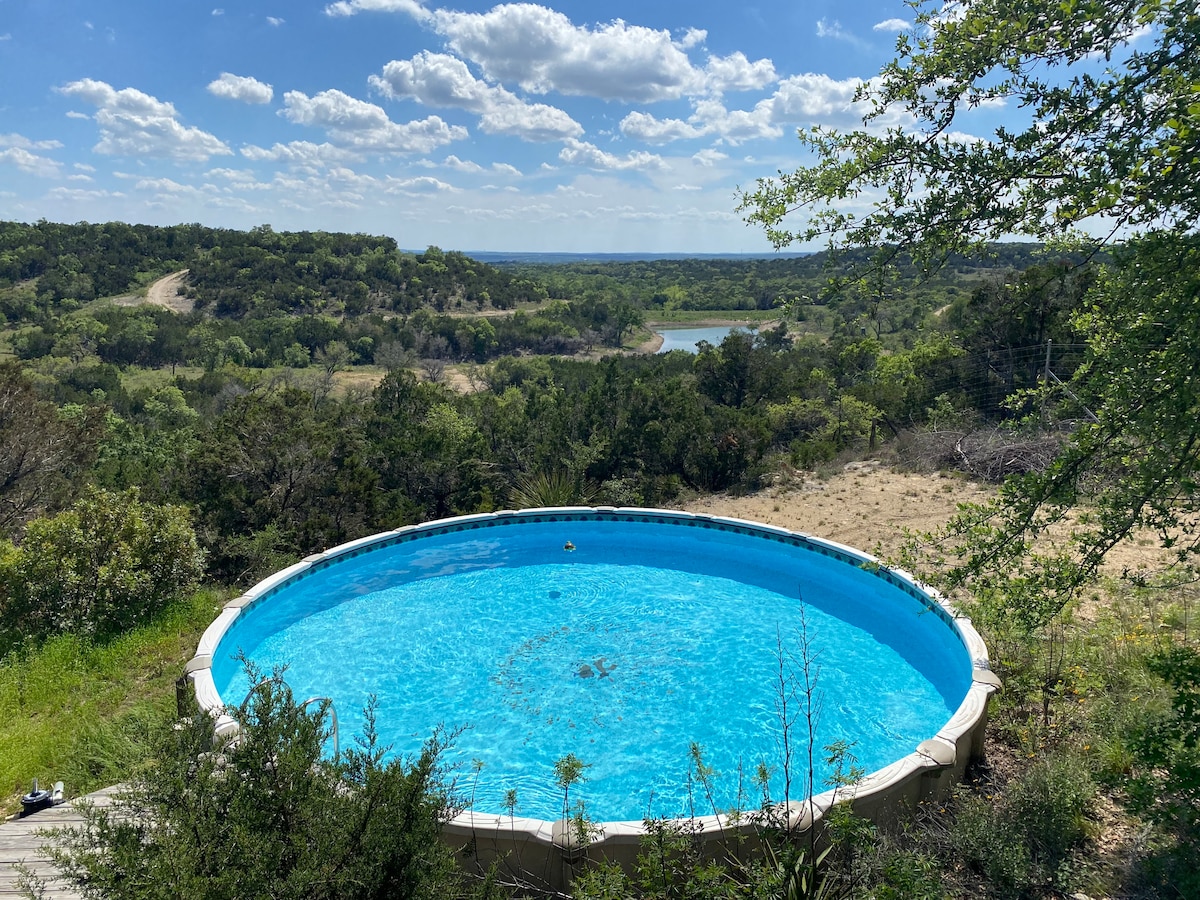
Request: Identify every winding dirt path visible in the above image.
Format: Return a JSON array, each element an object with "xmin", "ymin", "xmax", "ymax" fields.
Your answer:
[{"xmin": 143, "ymin": 269, "xmax": 192, "ymax": 313}]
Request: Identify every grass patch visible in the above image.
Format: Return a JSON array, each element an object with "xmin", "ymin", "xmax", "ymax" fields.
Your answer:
[
  {"xmin": 0, "ymin": 587, "xmax": 227, "ymax": 815},
  {"xmin": 118, "ymin": 364, "xmax": 206, "ymax": 395},
  {"xmin": 645, "ymin": 309, "xmax": 781, "ymax": 326}
]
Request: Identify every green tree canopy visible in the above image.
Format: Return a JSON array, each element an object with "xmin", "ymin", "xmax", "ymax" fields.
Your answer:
[
  {"xmin": 740, "ymin": 0, "xmax": 1200, "ymax": 624},
  {"xmin": 741, "ymin": 0, "xmax": 1200, "ymax": 259}
]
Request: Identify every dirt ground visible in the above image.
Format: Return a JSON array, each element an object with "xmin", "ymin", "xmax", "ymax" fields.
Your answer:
[
  {"xmin": 680, "ymin": 460, "xmax": 983, "ymax": 561},
  {"xmin": 686, "ymin": 461, "xmax": 1172, "ymax": 582},
  {"xmin": 113, "ymin": 269, "xmax": 193, "ymax": 313}
]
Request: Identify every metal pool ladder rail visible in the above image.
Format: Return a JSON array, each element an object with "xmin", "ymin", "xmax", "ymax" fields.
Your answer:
[{"xmin": 238, "ymin": 676, "xmax": 341, "ymax": 757}]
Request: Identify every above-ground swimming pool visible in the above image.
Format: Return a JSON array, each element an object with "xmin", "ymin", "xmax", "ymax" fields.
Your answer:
[{"xmin": 188, "ymin": 508, "xmax": 996, "ymax": 881}]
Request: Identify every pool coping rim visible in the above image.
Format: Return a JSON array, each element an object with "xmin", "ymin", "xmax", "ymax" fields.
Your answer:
[{"xmin": 187, "ymin": 506, "xmax": 996, "ymax": 848}]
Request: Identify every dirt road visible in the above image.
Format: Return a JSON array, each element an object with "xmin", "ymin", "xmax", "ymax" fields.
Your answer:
[{"xmin": 143, "ymin": 269, "xmax": 192, "ymax": 313}]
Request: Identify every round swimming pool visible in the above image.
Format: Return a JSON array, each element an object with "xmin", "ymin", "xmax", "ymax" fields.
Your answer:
[{"xmin": 188, "ymin": 508, "xmax": 995, "ymax": 868}]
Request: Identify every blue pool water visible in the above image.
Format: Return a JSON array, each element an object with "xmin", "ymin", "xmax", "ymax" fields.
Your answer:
[{"xmin": 213, "ymin": 515, "xmax": 971, "ymax": 822}]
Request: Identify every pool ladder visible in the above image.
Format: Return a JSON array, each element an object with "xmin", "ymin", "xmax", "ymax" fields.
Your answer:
[{"xmin": 238, "ymin": 676, "xmax": 340, "ymax": 757}]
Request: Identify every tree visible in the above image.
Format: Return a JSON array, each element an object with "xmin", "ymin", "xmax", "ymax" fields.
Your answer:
[
  {"xmin": 41, "ymin": 671, "xmax": 473, "ymax": 900},
  {"xmin": 0, "ymin": 363, "xmax": 104, "ymax": 537},
  {"xmin": 740, "ymin": 0, "xmax": 1200, "ymax": 260},
  {"xmin": 739, "ymin": 0, "xmax": 1200, "ymax": 625},
  {"xmin": 184, "ymin": 388, "xmax": 378, "ymax": 581}
]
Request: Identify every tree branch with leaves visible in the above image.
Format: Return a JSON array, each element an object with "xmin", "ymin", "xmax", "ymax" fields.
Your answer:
[{"xmin": 741, "ymin": 0, "xmax": 1200, "ymax": 626}]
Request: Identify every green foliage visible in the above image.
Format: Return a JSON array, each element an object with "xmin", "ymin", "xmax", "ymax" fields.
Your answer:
[
  {"xmin": 740, "ymin": 0, "xmax": 1200, "ymax": 617},
  {"xmin": 0, "ymin": 487, "xmax": 204, "ymax": 650},
  {"xmin": 508, "ymin": 471, "xmax": 597, "ymax": 508},
  {"xmin": 0, "ymin": 589, "xmax": 220, "ymax": 813},
  {"xmin": 573, "ymin": 818, "xmax": 749, "ymax": 900},
  {"xmin": 515, "ymin": 247, "xmax": 1043, "ymax": 321},
  {"xmin": 740, "ymin": 0, "xmax": 1200, "ymax": 254},
  {"xmin": 41, "ymin": 670, "xmax": 471, "ymax": 900},
  {"xmin": 853, "ymin": 844, "xmax": 944, "ymax": 900},
  {"xmin": 1123, "ymin": 645, "xmax": 1200, "ymax": 891},
  {"xmin": 553, "ymin": 752, "xmax": 590, "ymax": 820},
  {"xmin": 0, "ymin": 362, "xmax": 104, "ymax": 536},
  {"xmin": 932, "ymin": 235, "xmax": 1200, "ymax": 628},
  {"xmin": 950, "ymin": 754, "xmax": 1095, "ymax": 898},
  {"xmin": 183, "ymin": 386, "xmax": 380, "ymax": 580}
]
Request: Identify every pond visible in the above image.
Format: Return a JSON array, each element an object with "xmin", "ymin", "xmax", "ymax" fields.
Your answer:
[{"xmin": 655, "ymin": 325, "xmax": 756, "ymax": 353}]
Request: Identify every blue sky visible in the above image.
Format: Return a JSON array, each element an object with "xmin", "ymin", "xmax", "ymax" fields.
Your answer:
[{"xmin": 0, "ymin": 1, "xmax": 1011, "ymax": 252}]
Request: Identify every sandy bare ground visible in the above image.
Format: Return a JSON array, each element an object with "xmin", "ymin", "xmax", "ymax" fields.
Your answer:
[
  {"xmin": 144, "ymin": 269, "xmax": 193, "ymax": 313},
  {"xmin": 114, "ymin": 269, "xmax": 192, "ymax": 313},
  {"xmin": 687, "ymin": 461, "xmax": 1172, "ymax": 583},
  {"xmin": 681, "ymin": 461, "xmax": 983, "ymax": 562}
]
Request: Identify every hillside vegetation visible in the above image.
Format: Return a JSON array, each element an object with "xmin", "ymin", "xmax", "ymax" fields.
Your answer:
[{"xmin": 0, "ymin": 218, "xmax": 1195, "ymax": 897}]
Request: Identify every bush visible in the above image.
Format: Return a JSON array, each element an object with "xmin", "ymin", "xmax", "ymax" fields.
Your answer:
[
  {"xmin": 39, "ymin": 667, "xmax": 474, "ymax": 900},
  {"xmin": 1123, "ymin": 646, "xmax": 1200, "ymax": 894},
  {"xmin": 951, "ymin": 753, "xmax": 1095, "ymax": 898},
  {"xmin": 0, "ymin": 487, "xmax": 204, "ymax": 651}
]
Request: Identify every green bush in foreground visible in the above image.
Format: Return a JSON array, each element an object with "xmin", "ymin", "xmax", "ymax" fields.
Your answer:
[{"xmin": 38, "ymin": 669, "xmax": 477, "ymax": 900}]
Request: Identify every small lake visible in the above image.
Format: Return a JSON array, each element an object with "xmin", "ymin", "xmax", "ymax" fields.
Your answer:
[{"xmin": 655, "ymin": 325, "xmax": 757, "ymax": 354}]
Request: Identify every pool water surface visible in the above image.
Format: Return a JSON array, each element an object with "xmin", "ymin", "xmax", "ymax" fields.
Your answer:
[{"xmin": 212, "ymin": 515, "xmax": 972, "ymax": 822}]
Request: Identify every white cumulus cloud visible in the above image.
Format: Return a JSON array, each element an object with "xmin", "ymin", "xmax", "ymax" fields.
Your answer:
[
  {"xmin": 373, "ymin": 53, "xmax": 493, "ymax": 111},
  {"xmin": 0, "ymin": 133, "xmax": 64, "ymax": 151},
  {"xmin": 428, "ymin": 4, "xmax": 705, "ymax": 102},
  {"xmin": 240, "ymin": 140, "xmax": 357, "ymax": 167},
  {"xmin": 207, "ymin": 72, "xmax": 274, "ymax": 104},
  {"xmin": 619, "ymin": 111, "xmax": 705, "ymax": 144},
  {"xmin": 384, "ymin": 174, "xmax": 455, "ymax": 193},
  {"xmin": 0, "ymin": 146, "xmax": 62, "ymax": 177},
  {"xmin": 479, "ymin": 101, "xmax": 581, "ymax": 141},
  {"xmin": 440, "ymin": 154, "xmax": 484, "ymax": 173},
  {"xmin": 704, "ymin": 52, "xmax": 776, "ymax": 94},
  {"xmin": 134, "ymin": 176, "xmax": 198, "ymax": 194},
  {"xmin": 281, "ymin": 89, "xmax": 467, "ymax": 154},
  {"xmin": 765, "ymin": 73, "xmax": 866, "ymax": 125},
  {"xmin": 558, "ymin": 138, "xmax": 666, "ymax": 171},
  {"xmin": 370, "ymin": 51, "xmax": 583, "ymax": 141},
  {"xmin": 48, "ymin": 187, "xmax": 125, "ymax": 202},
  {"xmin": 692, "ymin": 148, "xmax": 727, "ymax": 167},
  {"xmin": 873, "ymin": 18, "xmax": 911, "ymax": 32},
  {"xmin": 691, "ymin": 98, "xmax": 781, "ymax": 144},
  {"xmin": 57, "ymin": 78, "xmax": 231, "ymax": 161},
  {"xmin": 325, "ymin": 0, "xmax": 430, "ymax": 18},
  {"xmin": 760, "ymin": 73, "xmax": 913, "ymax": 132}
]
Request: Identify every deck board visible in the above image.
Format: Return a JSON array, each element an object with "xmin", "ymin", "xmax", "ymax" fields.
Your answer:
[{"xmin": 0, "ymin": 785, "xmax": 124, "ymax": 899}]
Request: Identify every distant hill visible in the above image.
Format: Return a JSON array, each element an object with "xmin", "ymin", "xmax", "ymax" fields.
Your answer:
[
  {"xmin": 457, "ymin": 251, "xmax": 813, "ymax": 265},
  {"xmin": 0, "ymin": 221, "xmax": 548, "ymax": 325},
  {"xmin": 1, "ymin": 219, "xmax": 1068, "ymax": 328}
]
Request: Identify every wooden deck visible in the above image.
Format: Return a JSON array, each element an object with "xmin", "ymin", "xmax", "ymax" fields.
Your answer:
[{"xmin": 0, "ymin": 785, "xmax": 123, "ymax": 899}]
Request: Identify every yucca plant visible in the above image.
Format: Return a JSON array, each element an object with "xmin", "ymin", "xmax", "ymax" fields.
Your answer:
[{"xmin": 507, "ymin": 471, "xmax": 597, "ymax": 508}]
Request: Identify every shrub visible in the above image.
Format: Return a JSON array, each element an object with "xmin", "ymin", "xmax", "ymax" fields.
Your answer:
[
  {"xmin": 1124, "ymin": 646, "xmax": 1200, "ymax": 894},
  {"xmin": 0, "ymin": 487, "xmax": 204, "ymax": 651},
  {"xmin": 38, "ymin": 667, "xmax": 474, "ymax": 900},
  {"xmin": 951, "ymin": 753, "xmax": 1095, "ymax": 898}
]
